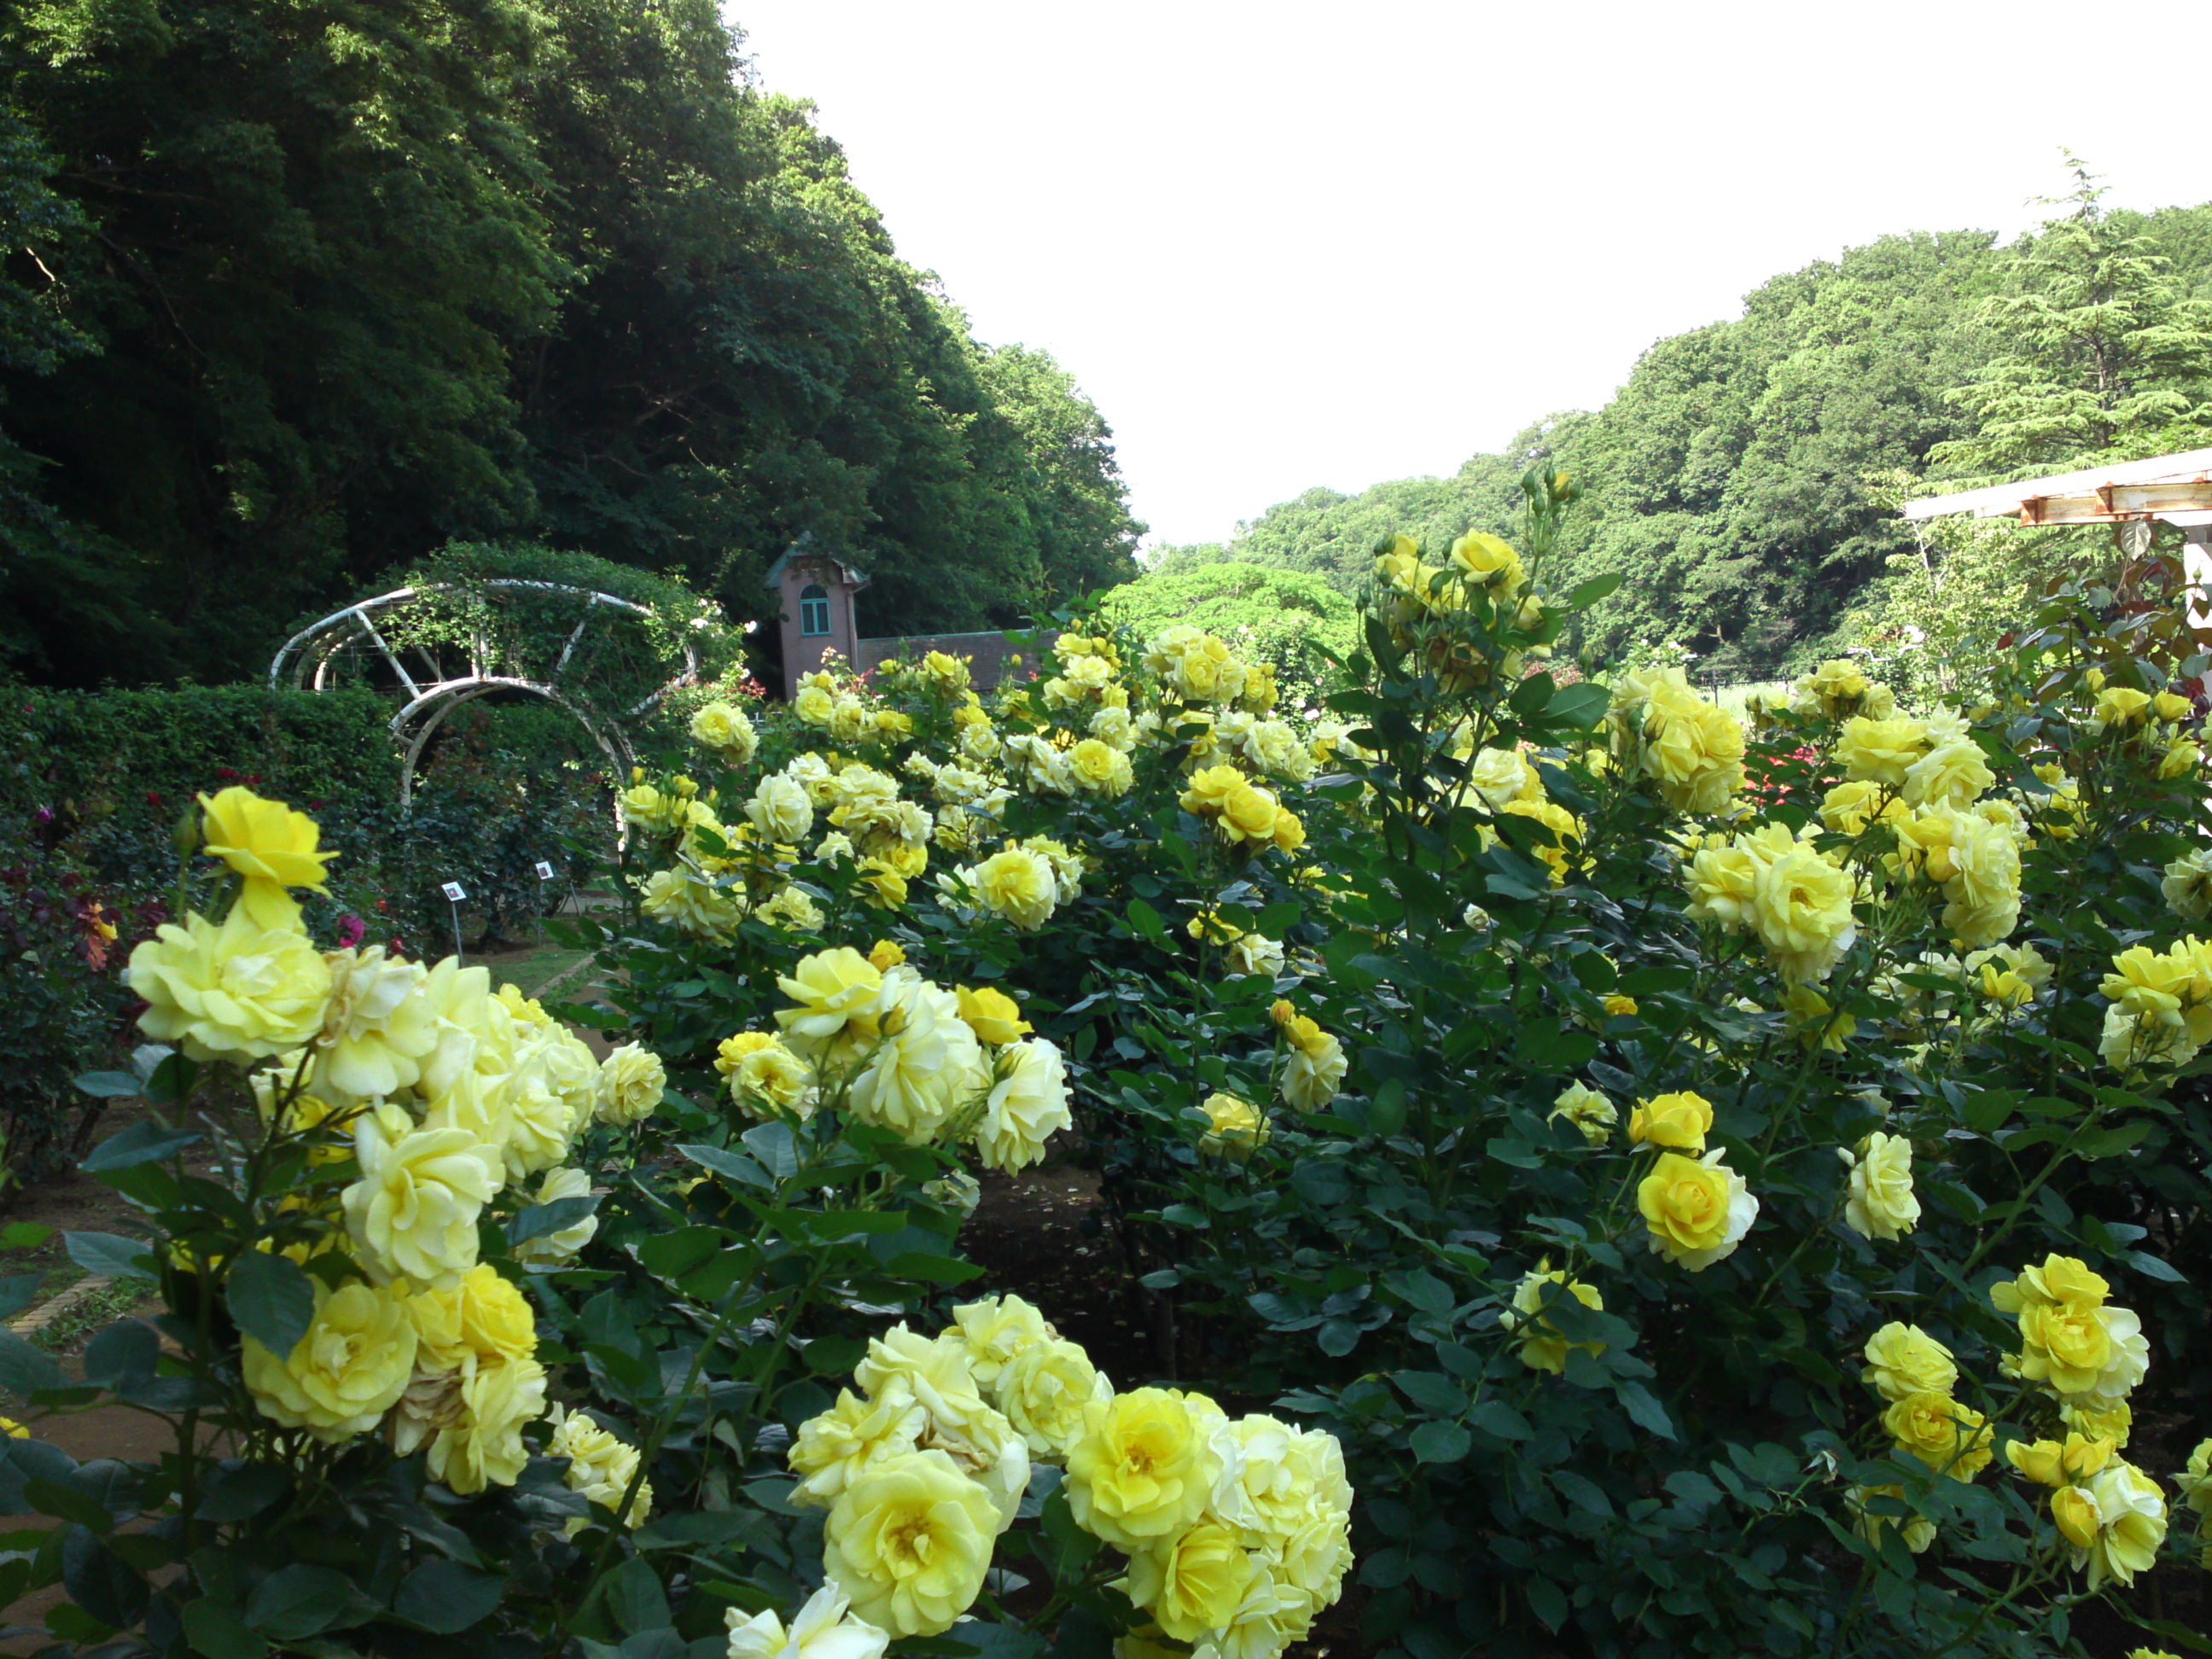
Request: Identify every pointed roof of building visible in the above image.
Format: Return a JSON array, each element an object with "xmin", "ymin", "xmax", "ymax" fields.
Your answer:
[{"xmin": 764, "ymin": 533, "xmax": 870, "ymax": 591}]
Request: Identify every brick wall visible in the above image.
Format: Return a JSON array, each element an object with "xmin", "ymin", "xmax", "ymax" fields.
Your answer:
[{"xmin": 856, "ymin": 631, "xmax": 1032, "ymax": 690}]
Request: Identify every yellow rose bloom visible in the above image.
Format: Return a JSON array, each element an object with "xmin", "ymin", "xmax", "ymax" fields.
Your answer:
[
  {"xmin": 1990, "ymin": 1254, "xmax": 2110, "ymax": 1313},
  {"xmin": 688, "ymin": 701, "xmax": 758, "ymax": 764},
  {"xmin": 199, "ymin": 786, "xmax": 336, "ymax": 893},
  {"xmin": 1066, "ymin": 1388, "xmax": 1222, "ymax": 1551},
  {"xmin": 2013, "ymin": 1300, "xmax": 2149, "ymax": 1400},
  {"xmin": 242, "ymin": 1280, "xmax": 418, "ymax": 1440},
  {"xmin": 1197, "ymin": 1091, "xmax": 1268, "ymax": 1157},
  {"xmin": 1628, "ymin": 1091, "xmax": 1713, "ymax": 1154},
  {"xmin": 2060, "ymin": 1398, "xmax": 2133, "ymax": 1448},
  {"xmin": 407, "ymin": 1262, "xmax": 538, "ymax": 1371},
  {"xmin": 1749, "ymin": 843, "xmax": 1857, "ymax": 983},
  {"xmin": 1177, "ymin": 764, "xmax": 1246, "ymax": 819},
  {"xmin": 1121, "ymin": 1521, "xmax": 1258, "ymax": 1643},
  {"xmin": 923, "ymin": 649, "xmax": 972, "ymax": 692},
  {"xmin": 1835, "ymin": 716, "xmax": 1931, "ymax": 786},
  {"xmin": 1639, "ymin": 682, "xmax": 1745, "ymax": 814},
  {"xmin": 955, "ymin": 985, "xmax": 1032, "ymax": 1047},
  {"xmin": 594, "ymin": 1042, "xmax": 666, "ymax": 1127},
  {"xmin": 2073, "ymin": 1460, "xmax": 2168, "ymax": 1588},
  {"xmin": 2052, "ymin": 1481, "xmax": 2103, "ymax": 1550},
  {"xmin": 775, "ymin": 947, "xmax": 886, "ymax": 1056},
  {"xmin": 2093, "ymin": 686, "xmax": 2153, "ymax": 731},
  {"xmin": 2005, "ymin": 1432, "xmax": 2113, "ymax": 1489},
  {"xmin": 869, "ymin": 939, "xmax": 907, "ymax": 970},
  {"xmin": 546, "ymin": 1403, "xmax": 651, "ymax": 1535},
  {"xmin": 1550, "ymin": 1081, "xmax": 1616, "ymax": 1145},
  {"xmin": 1840, "ymin": 1131, "xmax": 1919, "ymax": 1241},
  {"xmin": 996, "ymin": 1337, "xmax": 1111, "ymax": 1459},
  {"xmin": 1637, "ymin": 1150, "xmax": 1758, "ymax": 1270},
  {"xmin": 1883, "ymin": 1391, "xmax": 1994, "ymax": 1480},
  {"xmin": 824, "ymin": 1447, "xmax": 999, "ymax": 1637},
  {"xmin": 978, "ymin": 1039, "xmax": 1072, "ymax": 1173},
  {"xmin": 428, "ymin": 1353, "xmax": 547, "ymax": 1495},
  {"xmin": 129, "ymin": 910, "xmax": 333, "ymax": 1062},
  {"xmin": 341, "ymin": 1106, "xmax": 501, "ymax": 1291},
  {"xmin": 1860, "ymin": 1322, "xmax": 1958, "ymax": 1402},
  {"xmin": 713, "ymin": 1031, "xmax": 778, "ymax": 1076},
  {"xmin": 789, "ymin": 1385, "xmax": 928, "ymax": 1509},
  {"xmin": 1446, "ymin": 530, "xmax": 1527, "ymax": 593},
  {"xmin": 1068, "ymin": 738, "xmax": 1136, "ymax": 797},
  {"xmin": 969, "ymin": 847, "xmax": 1060, "ymax": 930},
  {"xmin": 1503, "ymin": 1262, "xmax": 1605, "ymax": 1375},
  {"xmin": 747, "ymin": 775, "xmax": 816, "ymax": 844}
]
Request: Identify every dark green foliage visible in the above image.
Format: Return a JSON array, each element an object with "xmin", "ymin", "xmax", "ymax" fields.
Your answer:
[{"xmin": 0, "ymin": 0, "xmax": 1140, "ymax": 686}]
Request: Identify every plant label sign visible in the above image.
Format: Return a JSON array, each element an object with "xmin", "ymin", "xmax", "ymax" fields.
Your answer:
[
  {"xmin": 441, "ymin": 882, "xmax": 468, "ymax": 903},
  {"xmin": 535, "ymin": 861, "xmax": 556, "ymax": 881}
]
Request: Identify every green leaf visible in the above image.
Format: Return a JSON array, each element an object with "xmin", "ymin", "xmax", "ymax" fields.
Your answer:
[
  {"xmin": 245, "ymin": 1563, "xmax": 355, "ymax": 1640},
  {"xmin": 1470, "ymin": 1399, "xmax": 1533, "ymax": 1441},
  {"xmin": 1544, "ymin": 680, "xmax": 1612, "ymax": 731},
  {"xmin": 1126, "ymin": 898, "xmax": 1169, "ymax": 946},
  {"xmin": 224, "ymin": 1251, "xmax": 315, "ymax": 1359},
  {"xmin": 675, "ymin": 1144, "xmax": 769, "ymax": 1190},
  {"xmin": 1617, "ymin": 1381, "xmax": 1677, "ymax": 1439},
  {"xmin": 392, "ymin": 1559, "xmax": 504, "ymax": 1633},
  {"xmin": 2128, "ymin": 1249, "xmax": 2186, "ymax": 1283},
  {"xmin": 183, "ymin": 1598, "xmax": 268, "ymax": 1659},
  {"xmin": 81, "ymin": 1321, "xmax": 159, "ymax": 1390},
  {"xmin": 1566, "ymin": 570, "xmax": 1627, "ymax": 608},
  {"xmin": 635, "ymin": 1226, "xmax": 726, "ymax": 1280},
  {"xmin": 740, "ymin": 1121, "xmax": 802, "ymax": 1179},
  {"xmin": 1408, "ymin": 1421, "xmax": 1470, "ymax": 1464},
  {"xmin": 63, "ymin": 1231, "xmax": 156, "ymax": 1281},
  {"xmin": 0, "ymin": 1330, "xmax": 67, "ymax": 1399},
  {"xmin": 25, "ymin": 1476, "xmax": 113, "ymax": 1532},
  {"xmin": 0, "ymin": 1273, "xmax": 42, "ymax": 1322},
  {"xmin": 72, "ymin": 1072, "xmax": 144, "ymax": 1102},
  {"xmin": 507, "ymin": 1195, "xmax": 599, "ymax": 1244},
  {"xmin": 606, "ymin": 1556, "xmax": 669, "ymax": 1635},
  {"xmin": 80, "ymin": 1120, "xmax": 196, "ymax": 1169},
  {"xmin": 882, "ymin": 1252, "xmax": 984, "ymax": 1287},
  {"xmin": 61, "ymin": 1524, "xmax": 146, "ymax": 1627}
]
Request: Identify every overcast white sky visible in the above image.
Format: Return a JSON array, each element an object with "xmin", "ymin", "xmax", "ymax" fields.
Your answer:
[{"xmin": 725, "ymin": 0, "xmax": 2212, "ymax": 550}]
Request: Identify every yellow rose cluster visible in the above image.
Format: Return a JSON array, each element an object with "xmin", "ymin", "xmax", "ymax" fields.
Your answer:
[
  {"xmin": 1681, "ymin": 821, "xmax": 1857, "ymax": 984},
  {"xmin": 731, "ymin": 946, "xmax": 1070, "ymax": 1171},
  {"xmin": 1371, "ymin": 532, "xmax": 1549, "ymax": 690},
  {"xmin": 126, "ymin": 789, "xmax": 655, "ymax": 1506},
  {"xmin": 1609, "ymin": 666, "xmax": 1746, "ymax": 816},
  {"xmin": 2097, "ymin": 935, "xmax": 2212, "ymax": 1071},
  {"xmin": 1179, "ymin": 764, "xmax": 1307, "ymax": 857},
  {"xmin": 1988, "ymin": 1256, "xmax": 2165, "ymax": 1588},
  {"xmin": 1268, "ymin": 998, "xmax": 1346, "ymax": 1112},
  {"xmin": 1626, "ymin": 1091, "xmax": 1757, "ymax": 1271}
]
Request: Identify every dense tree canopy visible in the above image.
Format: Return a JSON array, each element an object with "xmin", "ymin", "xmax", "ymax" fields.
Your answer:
[
  {"xmin": 1146, "ymin": 180, "xmax": 2212, "ymax": 677},
  {"xmin": 0, "ymin": 0, "xmax": 1141, "ymax": 686}
]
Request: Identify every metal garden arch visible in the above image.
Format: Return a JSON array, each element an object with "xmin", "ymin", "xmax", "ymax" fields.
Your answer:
[{"xmin": 269, "ymin": 579, "xmax": 703, "ymax": 818}]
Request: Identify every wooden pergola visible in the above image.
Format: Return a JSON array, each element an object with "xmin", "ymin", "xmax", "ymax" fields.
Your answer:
[{"xmin": 1903, "ymin": 449, "xmax": 2212, "ymax": 620}]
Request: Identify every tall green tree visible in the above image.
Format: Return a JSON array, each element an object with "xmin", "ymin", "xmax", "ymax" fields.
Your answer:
[{"xmin": 1933, "ymin": 157, "xmax": 2212, "ymax": 476}]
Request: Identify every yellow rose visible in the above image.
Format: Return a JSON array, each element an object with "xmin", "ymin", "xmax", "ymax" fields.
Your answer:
[
  {"xmin": 824, "ymin": 1448, "xmax": 999, "ymax": 1637},
  {"xmin": 1122, "ymin": 1522, "xmax": 1258, "ymax": 1643},
  {"xmin": 1628, "ymin": 1091, "xmax": 1713, "ymax": 1154},
  {"xmin": 620, "ymin": 783, "xmax": 675, "ymax": 832},
  {"xmin": 1502, "ymin": 1263, "xmax": 1605, "ymax": 1375},
  {"xmin": 1178, "ymin": 765, "xmax": 1246, "ymax": 818},
  {"xmin": 1068, "ymin": 738, "xmax": 1135, "ymax": 797},
  {"xmin": 1860, "ymin": 1322, "xmax": 1957, "ymax": 1402},
  {"xmin": 2005, "ymin": 1433, "xmax": 2113, "ymax": 1488},
  {"xmin": 242, "ymin": 1280, "xmax": 417, "ymax": 1439},
  {"xmin": 512, "ymin": 1166, "xmax": 599, "ymax": 1267},
  {"xmin": 955, "ymin": 847, "xmax": 1054, "ymax": 931},
  {"xmin": 428, "ymin": 1353, "xmax": 547, "ymax": 1495},
  {"xmin": 1214, "ymin": 782, "xmax": 1282, "ymax": 847},
  {"xmin": 995, "ymin": 1337, "xmax": 1111, "ymax": 1459},
  {"xmin": 1883, "ymin": 1391, "xmax": 1994, "ymax": 1480},
  {"xmin": 1749, "ymin": 843, "xmax": 1856, "ymax": 983},
  {"xmin": 713, "ymin": 1031, "xmax": 777, "ymax": 1076},
  {"xmin": 1639, "ymin": 683, "xmax": 1745, "ymax": 814},
  {"xmin": 129, "ymin": 910, "xmax": 333, "ymax": 1062},
  {"xmin": 2052, "ymin": 1481, "xmax": 2103, "ymax": 1550},
  {"xmin": 1901, "ymin": 740, "xmax": 1994, "ymax": 810},
  {"xmin": 1840, "ymin": 1131, "xmax": 1918, "ymax": 1241},
  {"xmin": 1990, "ymin": 1254, "xmax": 2110, "ymax": 1313},
  {"xmin": 953, "ymin": 985, "xmax": 1031, "ymax": 1048},
  {"xmin": 1602, "ymin": 993, "xmax": 1639, "ymax": 1018},
  {"xmin": 199, "ymin": 786, "xmax": 336, "ymax": 892},
  {"xmin": 2014, "ymin": 1301, "xmax": 2148, "ymax": 1400},
  {"xmin": 923, "ymin": 649, "xmax": 971, "ymax": 691},
  {"xmin": 1271, "ymin": 807, "xmax": 1307, "ymax": 855},
  {"xmin": 2060, "ymin": 1398, "xmax": 2133, "ymax": 1448},
  {"xmin": 2093, "ymin": 686, "xmax": 2153, "ymax": 731},
  {"xmin": 747, "ymin": 775, "xmax": 816, "ymax": 844},
  {"xmin": 1197, "ymin": 1091, "xmax": 1267, "ymax": 1156},
  {"xmin": 342, "ymin": 1106, "xmax": 501, "ymax": 1290},
  {"xmin": 977, "ymin": 1039, "xmax": 1071, "ymax": 1173},
  {"xmin": 407, "ymin": 1262, "xmax": 537, "ymax": 1371},
  {"xmin": 1835, "ymin": 715, "xmax": 1930, "ymax": 786},
  {"xmin": 547, "ymin": 1403, "xmax": 651, "ymax": 1535},
  {"xmin": 1550, "ymin": 1081, "xmax": 1616, "ymax": 1145},
  {"xmin": 1637, "ymin": 1150, "xmax": 1757, "ymax": 1270},
  {"xmin": 1067, "ymin": 1388, "xmax": 1221, "ymax": 1550},
  {"xmin": 1281, "ymin": 1029, "xmax": 1346, "ymax": 1112},
  {"xmin": 689, "ymin": 701, "xmax": 758, "ymax": 764},
  {"xmin": 730, "ymin": 1039, "xmax": 815, "ymax": 1120},
  {"xmin": 794, "ymin": 684, "xmax": 835, "ymax": 726},
  {"xmin": 775, "ymin": 947, "xmax": 886, "ymax": 1057},
  {"xmin": 2153, "ymin": 690, "xmax": 2192, "ymax": 723},
  {"xmin": 595, "ymin": 1042, "xmax": 666, "ymax": 1127},
  {"xmin": 1499, "ymin": 799, "xmax": 1582, "ymax": 882},
  {"xmin": 1446, "ymin": 530, "xmax": 1526, "ymax": 594},
  {"xmin": 2074, "ymin": 1460, "xmax": 2168, "ymax": 1588},
  {"xmin": 789, "ymin": 1386, "xmax": 927, "ymax": 1508},
  {"xmin": 2158, "ymin": 741, "xmax": 2201, "ymax": 779},
  {"xmin": 1819, "ymin": 778, "xmax": 1900, "ymax": 836}
]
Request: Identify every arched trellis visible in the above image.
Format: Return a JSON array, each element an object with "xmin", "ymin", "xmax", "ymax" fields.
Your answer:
[{"xmin": 270, "ymin": 579, "xmax": 702, "ymax": 821}]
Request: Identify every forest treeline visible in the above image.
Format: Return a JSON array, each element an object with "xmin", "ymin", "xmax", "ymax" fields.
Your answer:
[
  {"xmin": 1151, "ymin": 178, "xmax": 2212, "ymax": 676},
  {"xmin": 0, "ymin": 0, "xmax": 1142, "ymax": 686}
]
